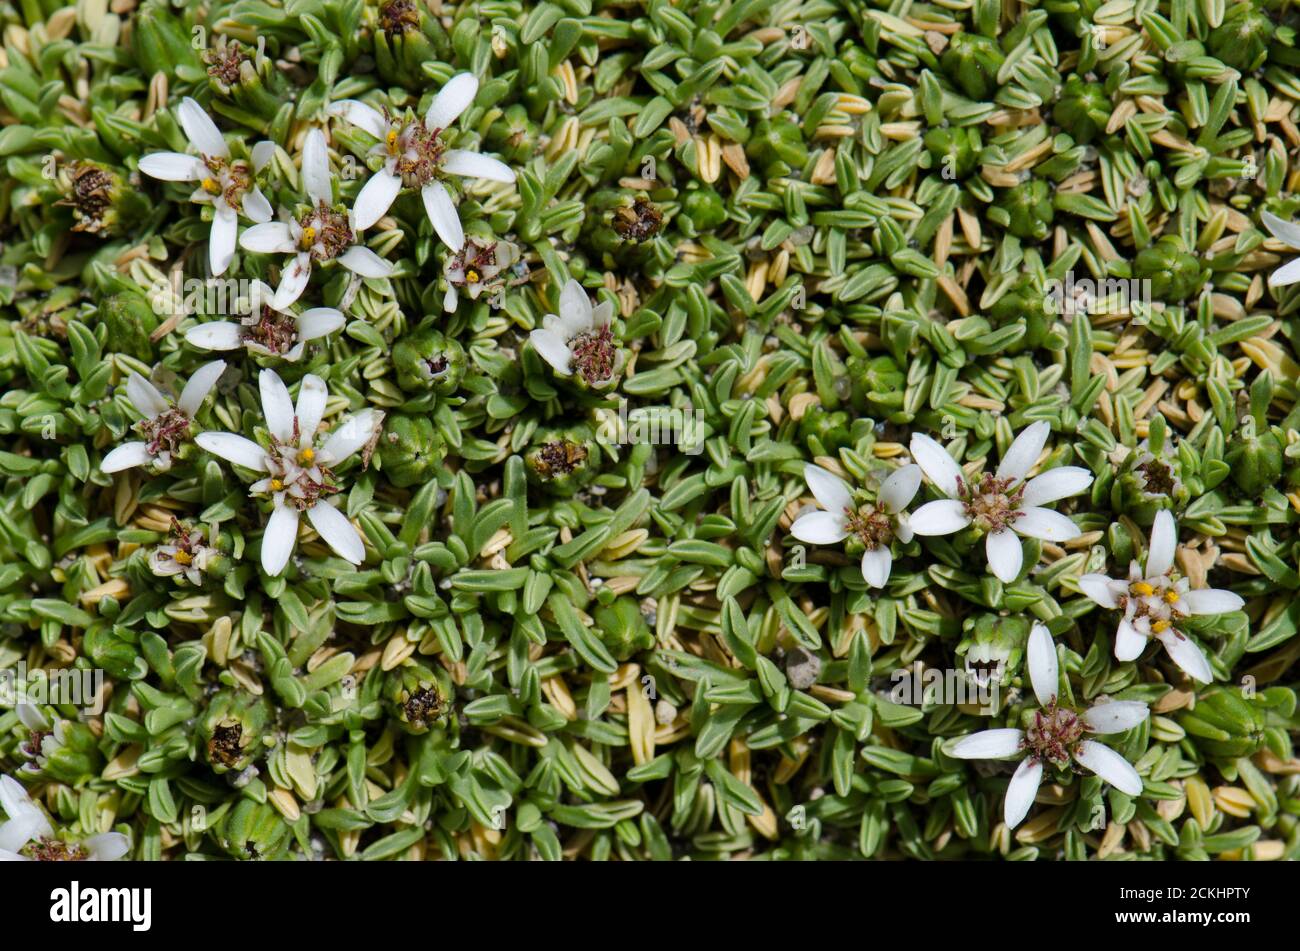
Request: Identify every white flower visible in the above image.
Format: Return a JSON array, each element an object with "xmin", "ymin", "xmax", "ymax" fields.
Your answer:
[
  {"xmin": 529, "ymin": 279, "xmax": 620, "ymax": 388},
  {"xmin": 946, "ymin": 623, "xmax": 1148, "ymax": 829},
  {"xmin": 789, "ymin": 463, "xmax": 921, "ymax": 588},
  {"xmin": 908, "ymin": 421, "xmax": 1093, "ymax": 583},
  {"xmin": 195, "ymin": 369, "xmax": 383, "ymax": 576},
  {"xmin": 328, "ymin": 73, "xmax": 515, "ymax": 250},
  {"xmin": 101, "ymin": 360, "xmax": 227, "ymax": 474},
  {"xmin": 137, "ymin": 98, "xmax": 274, "ymax": 276},
  {"xmin": 1261, "ymin": 210, "xmax": 1300, "ymax": 287},
  {"xmin": 0, "ymin": 773, "xmax": 129, "ymax": 861},
  {"xmin": 442, "ymin": 236, "xmax": 518, "ymax": 312},
  {"xmin": 184, "ymin": 280, "xmax": 344, "ymax": 362},
  {"xmin": 1076, "ymin": 510, "xmax": 1241, "ymax": 684},
  {"xmin": 238, "ymin": 129, "xmax": 395, "ymax": 310},
  {"xmin": 148, "ymin": 522, "xmax": 220, "ymax": 585}
]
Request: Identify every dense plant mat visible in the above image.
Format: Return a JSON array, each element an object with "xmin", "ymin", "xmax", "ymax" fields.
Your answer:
[{"xmin": 1, "ymin": 0, "xmax": 1300, "ymax": 861}]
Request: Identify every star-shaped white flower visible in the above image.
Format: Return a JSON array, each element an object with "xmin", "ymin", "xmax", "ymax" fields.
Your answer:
[
  {"xmin": 101, "ymin": 360, "xmax": 227, "ymax": 474},
  {"xmin": 529, "ymin": 279, "xmax": 620, "ymax": 389},
  {"xmin": 148, "ymin": 522, "xmax": 220, "ymax": 585},
  {"xmin": 138, "ymin": 98, "xmax": 274, "ymax": 276},
  {"xmin": 184, "ymin": 280, "xmax": 344, "ymax": 362},
  {"xmin": 442, "ymin": 236, "xmax": 517, "ymax": 312},
  {"xmin": 1076, "ymin": 510, "xmax": 1241, "ymax": 684},
  {"xmin": 947, "ymin": 623, "xmax": 1148, "ymax": 829},
  {"xmin": 238, "ymin": 129, "xmax": 394, "ymax": 309},
  {"xmin": 195, "ymin": 369, "xmax": 383, "ymax": 576},
  {"xmin": 1, "ymin": 772, "xmax": 129, "ymax": 861},
  {"xmin": 328, "ymin": 73, "xmax": 516, "ymax": 250},
  {"xmin": 1261, "ymin": 210, "xmax": 1300, "ymax": 287},
  {"xmin": 789, "ymin": 462, "xmax": 921, "ymax": 588},
  {"xmin": 908, "ymin": 421, "xmax": 1093, "ymax": 583}
]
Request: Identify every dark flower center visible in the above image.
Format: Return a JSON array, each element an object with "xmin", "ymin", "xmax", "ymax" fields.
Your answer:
[
  {"xmin": 612, "ymin": 197, "xmax": 663, "ymax": 242},
  {"xmin": 201, "ymin": 155, "xmax": 253, "ymax": 213},
  {"xmin": 208, "ymin": 721, "xmax": 244, "ymax": 767},
  {"xmin": 140, "ymin": 407, "xmax": 192, "ymax": 457},
  {"xmin": 569, "ymin": 325, "xmax": 616, "ymax": 386},
  {"xmin": 205, "ymin": 43, "xmax": 248, "ymax": 86},
  {"xmin": 65, "ymin": 163, "xmax": 113, "ymax": 231},
  {"xmin": 533, "ymin": 440, "xmax": 587, "ymax": 478},
  {"xmin": 1137, "ymin": 458, "xmax": 1175, "ymax": 496},
  {"xmin": 386, "ymin": 112, "xmax": 446, "ymax": 189},
  {"xmin": 20, "ymin": 838, "xmax": 88, "ymax": 862},
  {"xmin": 247, "ymin": 304, "xmax": 299, "ymax": 354},
  {"xmin": 1022, "ymin": 698, "xmax": 1085, "ymax": 769},
  {"xmin": 958, "ymin": 473, "xmax": 1024, "ymax": 532},
  {"xmin": 380, "ymin": 0, "xmax": 420, "ymax": 34},
  {"xmin": 402, "ymin": 686, "xmax": 443, "ymax": 726},
  {"xmin": 843, "ymin": 504, "xmax": 893, "ymax": 550},
  {"xmin": 298, "ymin": 201, "xmax": 354, "ymax": 260}
]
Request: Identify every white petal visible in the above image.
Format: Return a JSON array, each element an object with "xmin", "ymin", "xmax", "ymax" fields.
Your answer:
[
  {"xmin": 138, "ymin": 152, "xmax": 204, "ymax": 181},
  {"xmin": 949, "ymin": 729, "xmax": 1024, "ymax": 759},
  {"xmin": 1027, "ymin": 622, "xmax": 1059, "ymax": 707},
  {"xmin": 893, "ymin": 512, "xmax": 913, "ymax": 544},
  {"xmin": 319, "ymin": 409, "xmax": 383, "ymax": 465},
  {"xmin": 1004, "ymin": 757, "xmax": 1043, "ymax": 829},
  {"xmin": 998, "ymin": 420, "xmax": 1051, "ymax": 483},
  {"xmin": 352, "ymin": 169, "xmax": 403, "ymax": 230},
  {"xmin": 294, "ymin": 375, "xmax": 328, "ymax": 446},
  {"xmin": 909, "ymin": 433, "xmax": 963, "ymax": 498},
  {"xmin": 1180, "ymin": 588, "xmax": 1244, "ymax": 615},
  {"xmin": 307, "ymin": 502, "xmax": 365, "ymax": 564},
  {"xmin": 530, "ymin": 328, "xmax": 573, "ymax": 375},
  {"xmin": 1074, "ymin": 740, "xmax": 1143, "ymax": 796},
  {"xmin": 1083, "ymin": 701, "xmax": 1149, "ymax": 734},
  {"xmin": 986, "ymin": 528, "xmax": 1024, "ymax": 582},
  {"xmin": 790, "ymin": 511, "xmax": 848, "ymax": 545},
  {"xmin": 441, "ymin": 149, "xmax": 516, "ymax": 183},
  {"xmin": 1021, "ymin": 466, "xmax": 1093, "ymax": 507},
  {"xmin": 251, "ymin": 140, "xmax": 277, "ymax": 172},
  {"xmin": 559, "ymin": 278, "xmax": 594, "ymax": 334},
  {"xmin": 1146, "ymin": 509, "xmax": 1177, "ymax": 578},
  {"xmin": 239, "ymin": 221, "xmax": 296, "ymax": 253},
  {"xmin": 273, "ymin": 255, "xmax": 312, "ymax": 309},
  {"xmin": 99, "ymin": 442, "xmax": 155, "ymax": 473},
  {"xmin": 328, "ymin": 99, "xmax": 388, "ymax": 138},
  {"xmin": 209, "ymin": 205, "xmax": 238, "ymax": 277},
  {"xmin": 444, "ymin": 286, "xmax": 458, "ymax": 312},
  {"xmin": 591, "ymin": 299, "xmax": 614, "ymax": 329},
  {"xmin": 1012, "ymin": 506, "xmax": 1080, "ymax": 542},
  {"xmin": 300, "ymin": 128, "xmax": 333, "ymax": 205},
  {"xmin": 339, "ymin": 245, "xmax": 394, "ymax": 278},
  {"xmin": 1268, "ymin": 257, "xmax": 1300, "ymax": 288},
  {"xmin": 243, "ymin": 186, "xmax": 273, "ymax": 223},
  {"xmin": 878, "ymin": 464, "xmax": 922, "ymax": 514},
  {"xmin": 426, "ymin": 72, "xmax": 479, "ymax": 129},
  {"xmin": 177, "ymin": 97, "xmax": 228, "ymax": 158},
  {"xmin": 0, "ymin": 811, "xmax": 43, "ymax": 853},
  {"xmin": 1115, "ymin": 618, "xmax": 1146, "ymax": 662},
  {"xmin": 1077, "ymin": 573, "xmax": 1120, "ymax": 609},
  {"xmin": 261, "ymin": 503, "xmax": 300, "ymax": 576},
  {"xmin": 803, "ymin": 464, "xmax": 853, "ymax": 514},
  {"xmin": 185, "ymin": 321, "xmax": 244, "ymax": 352},
  {"xmin": 16, "ymin": 704, "xmax": 50, "ymax": 731},
  {"xmin": 422, "ymin": 181, "xmax": 464, "ymax": 251},
  {"xmin": 126, "ymin": 372, "xmax": 169, "ymax": 417},
  {"xmin": 907, "ymin": 499, "xmax": 970, "ymax": 536},
  {"xmin": 195, "ymin": 432, "xmax": 269, "ymax": 471},
  {"xmin": 1262, "ymin": 210, "xmax": 1300, "ymax": 249},
  {"xmin": 259, "ymin": 368, "xmax": 296, "ymax": 444},
  {"xmin": 83, "ymin": 832, "xmax": 131, "ymax": 861},
  {"xmin": 178, "ymin": 360, "xmax": 227, "ymax": 416},
  {"xmin": 297, "ymin": 308, "xmax": 345, "ymax": 342},
  {"xmin": 1156, "ymin": 629, "xmax": 1214, "ymax": 684},
  {"xmin": 861, "ymin": 547, "xmax": 892, "ymax": 588}
]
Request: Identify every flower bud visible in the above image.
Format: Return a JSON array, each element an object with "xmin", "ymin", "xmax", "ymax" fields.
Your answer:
[
  {"xmin": 941, "ymin": 32, "xmax": 1006, "ymax": 100},
  {"xmin": 593, "ymin": 596, "xmax": 655, "ymax": 661},
  {"xmin": 393, "ymin": 325, "xmax": 466, "ymax": 394},
  {"xmin": 525, "ymin": 424, "xmax": 599, "ymax": 497},
  {"xmin": 377, "ymin": 413, "xmax": 446, "ymax": 487},
  {"xmin": 201, "ymin": 690, "xmax": 270, "ymax": 774}
]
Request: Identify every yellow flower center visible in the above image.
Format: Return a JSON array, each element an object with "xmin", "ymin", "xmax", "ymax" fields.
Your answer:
[
  {"xmin": 1129, "ymin": 581, "xmax": 1154, "ymax": 597},
  {"xmin": 386, "ymin": 129, "xmax": 400, "ymax": 155},
  {"xmin": 300, "ymin": 225, "xmax": 317, "ymax": 249},
  {"xmin": 270, "ymin": 478, "xmax": 284, "ymax": 491},
  {"xmin": 201, "ymin": 177, "xmax": 221, "ymax": 195},
  {"xmin": 465, "ymin": 268, "xmax": 481, "ymax": 284},
  {"xmin": 298, "ymin": 447, "xmax": 315, "ymax": 465},
  {"xmin": 1151, "ymin": 619, "xmax": 1171, "ymax": 633},
  {"xmin": 1162, "ymin": 589, "xmax": 1180, "ymax": 604},
  {"xmin": 173, "ymin": 550, "xmax": 193, "ymax": 565}
]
